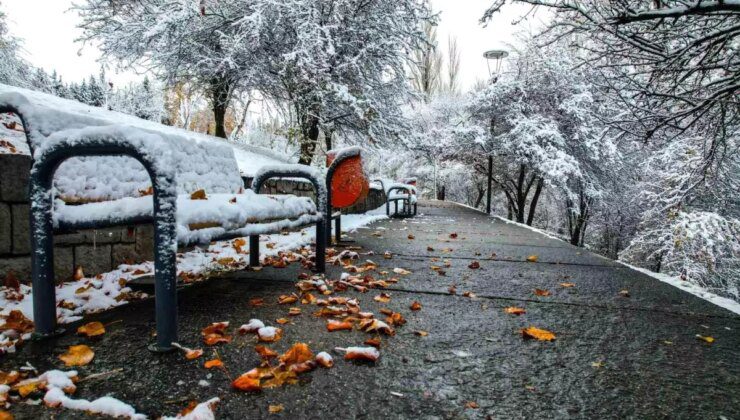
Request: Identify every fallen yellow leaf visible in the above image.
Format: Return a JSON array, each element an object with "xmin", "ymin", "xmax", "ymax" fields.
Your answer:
[
  {"xmin": 269, "ymin": 404, "xmax": 284, "ymax": 414},
  {"xmin": 696, "ymin": 335, "xmax": 715, "ymax": 343},
  {"xmin": 504, "ymin": 307, "xmax": 526, "ymax": 315},
  {"xmin": 559, "ymin": 282, "xmax": 575, "ymax": 288},
  {"xmin": 521, "ymin": 326, "xmax": 556, "ymax": 341},
  {"xmin": 59, "ymin": 344, "xmax": 95, "ymax": 366},
  {"xmin": 526, "ymin": 255, "xmax": 538, "ymax": 262},
  {"xmin": 77, "ymin": 321, "xmax": 105, "ymax": 337}
]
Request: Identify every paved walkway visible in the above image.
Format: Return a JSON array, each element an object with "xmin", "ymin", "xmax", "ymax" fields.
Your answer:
[{"xmin": 5, "ymin": 201, "xmax": 739, "ymax": 419}]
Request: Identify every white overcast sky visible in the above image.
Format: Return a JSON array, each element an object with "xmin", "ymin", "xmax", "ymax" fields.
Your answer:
[{"xmin": 2, "ymin": 0, "xmax": 544, "ymax": 91}]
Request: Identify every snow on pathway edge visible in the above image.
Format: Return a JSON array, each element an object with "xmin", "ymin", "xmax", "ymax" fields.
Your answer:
[{"xmin": 492, "ymin": 214, "xmax": 740, "ymax": 316}]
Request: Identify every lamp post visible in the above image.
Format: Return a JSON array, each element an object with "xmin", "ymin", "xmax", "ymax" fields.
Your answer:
[{"xmin": 482, "ymin": 49, "xmax": 507, "ymax": 214}]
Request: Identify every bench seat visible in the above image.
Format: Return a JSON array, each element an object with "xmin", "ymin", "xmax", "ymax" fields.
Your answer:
[{"xmin": 53, "ymin": 191, "xmax": 320, "ymax": 245}]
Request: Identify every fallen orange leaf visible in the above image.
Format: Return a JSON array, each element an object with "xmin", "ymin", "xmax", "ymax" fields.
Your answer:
[
  {"xmin": 77, "ymin": 321, "xmax": 105, "ymax": 337},
  {"xmin": 526, "ymin": 255, "xmax": 539, "ymax": 262},
  {"xmin": 407, "ymin": 234, "xmax": 415, "ymax": 240},
  {"xmin": 521, "ymin": 326, "xmax": 556, "ymax": 341},
  {"xmin": 202, "ymin": 321, "xmax": 232, "ymax": 346},
  {"xmin": 59, "ymin": 344, "xmax": 95, "ymax": 366},
  {"xmin": 232, "ymin": 373, "xmax": 261, "ymax": 392},
  {"xmin": 342, "ymin": 346, "xmax": 380, "ymax": 362},
  {"xmin": 278, "ymin": 295, "xmax": 298, "ymax": 305},
  {"xmin": 385, "ymin": 312, "xmax": 406, "ymax": 326},
  {"xmin": 3, "ymin": 271, "xmax": 20, "ymax": 290},
  {"xmin": 0, "ymin": 310, "xmax": 34, "ymax": 334},
  {"xmin": 255, "ymin": 345, "xmax": 278, "ymax": 359},
  {"xmin": 74, "ymin": 266, "xmax": 85, "ymax": 281},
  {"xmin": 534, "ymin": 288, "xmax": 551, "ymax": 297},
  {"xmin": 326, "ymin": 320, "xmax": 353, "ymax": 332},
  {"xmin": 204, "ymin": 359, "xmax": 224, "ymax": 369},
  {"xmin": 0, "ymin": 371, "xmax": 19, "ymax": 386},
  {"xmin": 364, "ymin": 337, "xmax": 381, "ymax": 348},
  {"xmin": 560, "ymin": 282, "xmax": 576, "ymax": 288},
  {"xmin": 280, "ymin": 343, "xmax": 314, "ymax": 365},
  {"xmin": 185, "ymin": 348, "xmax": 204, "ymax": 360},
  {"xmin": 250, "ymin": 298, "xmax": 264, "ymax": 307},
  {"xmin": 410, "ymin": 301, "xmax": 422, "ymax": 311},
  {"xmin": 359, "ymin": 319, "xmax": 395, "ymax": 335},
  {"xmin": 276, "ymin": 318, "xmax": 291, "ymax": 325},
  {"xmin": 190, "ymin": 189, "xmax": 207, "ymax": 200},
  {"xmin": 415, "ymin": 330, "xmax": 429, "ymax": 337},
  {"xmin": 374, "ymin": 293, "xmax": 391, "ymax": 303}
]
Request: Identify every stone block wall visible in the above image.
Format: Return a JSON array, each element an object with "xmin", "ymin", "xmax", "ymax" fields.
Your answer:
[
  {"xmin": 0, "ymin": 154, "xmax": 155, "ymax": 284},
  {"xmin": 1, "ymin": 155, "xmax": 386, "ymax": 284}
]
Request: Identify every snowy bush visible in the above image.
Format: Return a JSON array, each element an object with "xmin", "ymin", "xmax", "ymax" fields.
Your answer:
[{"xmin": 621, "ymin": 211, "xmax": 740, "ymax": 300}]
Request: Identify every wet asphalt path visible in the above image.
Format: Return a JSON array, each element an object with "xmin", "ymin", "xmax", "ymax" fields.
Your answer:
[{"xmin": 4, "ymin": 200, "xmax": 739, "ymax": 419}]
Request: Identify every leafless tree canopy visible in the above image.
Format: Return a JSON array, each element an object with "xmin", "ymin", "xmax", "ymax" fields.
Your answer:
[{"xmin": 483, "ymin": 0, "xmax": 739, "ymax": 147}]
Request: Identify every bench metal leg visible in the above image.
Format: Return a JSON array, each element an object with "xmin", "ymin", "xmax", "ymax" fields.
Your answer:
[
  {"xmin": 334, "ymin": 216, "xmax": 341, "ymax": 243},
  {"xmin": 315, "ymin": 220, "xmax": 326, "ymax": 273},
  {"xmin": 249, "ymin": 235, "xmax": 260, "ymax": 267},
  {"xmin": 394, "ymin": 200, "xmax": 398, "ymax": 215},
  {"xmin": 386, "ymin": 200, "xmax": 391, "ymax": 217},
  {"xmin": 151, "ymin": 206, "xmax": 178, "ymax": 353},
  {"xmin": 29, "ymin": 180, "xmax": 59, "ymax": 338}
]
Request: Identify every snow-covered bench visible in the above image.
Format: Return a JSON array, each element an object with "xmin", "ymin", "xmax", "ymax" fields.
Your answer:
[
  {"xmin": 0, "ymin": 85, "xmax": 327, "ymax": 352},
  {"xmin": 376, "ymin": 179, "xmax": 417, "ymax": 218},
  {"xmin": 325, "ymin": 146, "xmax": 370, "ymax": 243}
]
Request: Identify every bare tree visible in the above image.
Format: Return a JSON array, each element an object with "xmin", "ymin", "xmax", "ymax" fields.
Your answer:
[
  {"xmin": 446, "ymin": 35, "xmax": 461, "ymax": 94},
  {"xmin": 411, "ymin": 21, "xmax": 443, "ymax": 102},
  {"xmin": 482, "ymin": 1, "xmax": 739, "ymax": 149}
]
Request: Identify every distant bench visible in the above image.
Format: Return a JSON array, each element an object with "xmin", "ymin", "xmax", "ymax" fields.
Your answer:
[
  {"xmin": 0, "ymin": 86, "xmax": 329, "ymax": 352},
  {"xmin": 376, "ymin": 179, "xmax": 417, "ymax": 218}
]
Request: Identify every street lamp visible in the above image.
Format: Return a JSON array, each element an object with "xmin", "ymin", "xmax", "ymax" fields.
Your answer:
[
  {"xmin": 482, "ymin": 48, "xmax": 507, "ymax": 214},
  {"xmin": 483, "ymin": 49, "xmax": 508, "ymax": 79}
]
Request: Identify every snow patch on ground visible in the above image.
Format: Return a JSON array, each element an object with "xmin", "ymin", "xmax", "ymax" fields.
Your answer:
[
  {"xmin": 619, "ymin": 262, "xmax": 740, "ymax": 316},
  {"xmin": 0, "ymin": 208, "xmax": 387, "ymax": 352}
]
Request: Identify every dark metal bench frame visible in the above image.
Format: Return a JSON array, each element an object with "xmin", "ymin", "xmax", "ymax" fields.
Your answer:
[
  {"xmin": 250, "ymin": 169, "xmax": 326, "ymax": 273},
  {"xmin": 9, "ymin": 114, "xmax": 327, "ymax": 352},
  {"xmin": 386, "ymin": 186, "xmax": 417, "ymax": 218},
  {"xmin": 374, "ymin": 179, "xmax": 417, "ymax": 218}
]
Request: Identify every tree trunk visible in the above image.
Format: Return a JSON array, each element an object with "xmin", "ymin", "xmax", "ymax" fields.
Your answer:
[
  {"xmin": 211, "ymin": 77, "xmax": 230, "ymax": 139},
  {"xmin": 473, "ymin": 185, "xmax": 485, "ymax": 208},
  {"xmin": 325, "ymin": 130, "xmax": 333, "ymax": 151},
  {"xmin": 299, "ymin": 115, "xmax": 320, "ymax": 165},
  {"xmin": 526, "ymin": 178, "xmax": 543, "ymax": 226},
  {"xmin": 515, "ymin": 165, "xmax": 527, "ymax": 223}
]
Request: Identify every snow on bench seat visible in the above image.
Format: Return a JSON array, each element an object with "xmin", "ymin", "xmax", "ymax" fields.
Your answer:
[
  {"xmin": 0, "ymin": 84, "xmax": 286, "ymax": 202},
  {"xmin": 53, "ymin": 191, "xmax": 320, "ymax": 245},
  {"xmin": 388, "ymin": 191, "xmax": 418, "ymax": 203}
]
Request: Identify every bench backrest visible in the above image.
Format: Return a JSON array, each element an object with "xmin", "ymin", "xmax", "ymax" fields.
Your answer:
[
  {"xmin": 326, "ymin": 147, "xmax": 369, "ymax": 209},
  {"xmin": 0, "ymin": 84, "xmax": 245, "ymax": 203}
]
